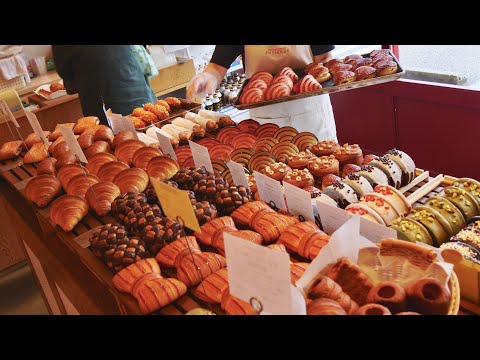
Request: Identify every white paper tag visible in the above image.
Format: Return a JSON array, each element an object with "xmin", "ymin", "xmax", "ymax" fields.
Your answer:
[
  {"xmin": 110, "ymin": 113, "xmax": 138, "ymax": 140},
  {"xmin": 315, "ymin": 199, "xmax": 351, "ymax": 235},
  {"xmin": 59, "ymin": 125, "xmax": 88, "ymax": 163},
  {"xmin": 359, "ymin": 217, "xmax": 397, "ymax": 244},
  {"xmin": 227, "ymin": 160, "xmax": 249, "ymax": 190},
  {"xmin": 189, "ymin": 140, "xmax": 214, "ymax": 174},
  {"xmin": 253, "ymin": 171, "xmax": 287, "ymax": 212},
  {"xmin": 283, "ymin": 182, "xmax": 315, "ymax": 222},
  {"xmin": 224, "ymin": 232, "xmax": 293, "ymax": 315},
  {"xmin": 24, "ymin": 110, "xmax": 48, "ymax": 145},
  {"xmin": 155, "ymin": 129, "xmax": 177, "ymax": 160},
  {"xmin": 102, "ymin": 103, "xmax": 112, "ymax": 128},
  {"xmin": 0, "ymin": 100, "xmax": 20, "ymax": 127}
]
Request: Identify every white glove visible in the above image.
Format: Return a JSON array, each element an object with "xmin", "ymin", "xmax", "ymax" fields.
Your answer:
[{"xmin": 186, "ymin": 72, "xmax": 219, "ymax": 102}]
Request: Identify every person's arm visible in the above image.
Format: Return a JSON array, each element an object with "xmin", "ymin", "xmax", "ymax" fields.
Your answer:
[{"xmin": 311, "ymin": 45, "xmax": 335, "ymax": 63}]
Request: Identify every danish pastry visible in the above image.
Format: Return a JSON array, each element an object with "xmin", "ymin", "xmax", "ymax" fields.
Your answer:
[{"xmin": 283, "ymin": 168, "xmax": 314, "ymax": 188}]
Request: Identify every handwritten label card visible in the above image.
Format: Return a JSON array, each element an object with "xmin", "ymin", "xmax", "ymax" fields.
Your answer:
[
  {"xmin": 0, "ymin": 100, "xmax": 20, "ymax": 127},
  {"xmin": 359, "ymin": 216, "xmax": 397, "ymax": 244},
  {"xmin": 253, "ymin": 171, "xmax": 287, "ymax": 212},
  {"xmin": 189, "ymin": 140, "xmax": 214, "ymax": 174},
  {"xmin": 227, "ymin": 160, "xmax": 249, "ymax": 190},
  {"xmin": 224, "ymin": 232, "xmax": 293, "ymax": 315},
  {"xmin": 24, "ymin": 110, "xmax": 48, "ymax": 145},
  {"xmin": 155, "ymin": 129, "xmax": 177, "ymax": 160},
  {"xmin": 283, "ymin": 182, "xmax": 315, "ymax": 222},
  {"xmin": 151, "ymin": 178, "xmax": 200, "ymax": 232},
  {"xmin": 315, "ymin": 200, "xmax": 350, "ymax": 235},
  {"xmin": 59, "ymin": 125, "xmax": 88, "ymax": 163}
]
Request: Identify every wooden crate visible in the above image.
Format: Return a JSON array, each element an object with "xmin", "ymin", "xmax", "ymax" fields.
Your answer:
[{"xmin": 149, "ymin": 60, "xmax": 196, "ymax": 96}]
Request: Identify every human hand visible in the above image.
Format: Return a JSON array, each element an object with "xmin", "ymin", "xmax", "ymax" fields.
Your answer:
[{"xmin": 186, "ymin": 72, "xmax": 219, "ymax": 102}]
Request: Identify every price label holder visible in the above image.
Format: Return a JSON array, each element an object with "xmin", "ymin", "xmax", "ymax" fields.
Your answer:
[
  {"xmin": 24, "ymin": 110, "xmax": 48, "ymax": 145},
  {"xmin": 253, "ymin": 171, "xmax": 287, "ymax": 212},
  {"xmin": 59, "ymin": 125, "xmax": 88, "ymax": 163},
  {"xmin": 155, "ymin": 128, "xmax": 177, "ymax": 160},
  {"xmin": 315, "ymin": 200, "xmax": 351, "ymax": 235},
  {"xmin": 150, "ymin": 178, "xmax": 200, "ymax": 232},
  {"xmin": 189, "ymin": 140, "xmax": 214, "ymax": 174},
  {"xmin": 224, "ymin": 232, "xmax": 296, "ymax": 314},
  {"xmin": 226, "ymin": 160, "xmax": 249, "ymax": 190},
  {"xmin": 283, "ymin": 182, "xmax": 315, "ymax": 222}
]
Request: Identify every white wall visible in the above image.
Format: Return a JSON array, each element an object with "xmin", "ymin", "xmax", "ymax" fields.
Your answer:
[{"xmin": 0, "ymin": 45, "xmax": 52, "ymax": 60}]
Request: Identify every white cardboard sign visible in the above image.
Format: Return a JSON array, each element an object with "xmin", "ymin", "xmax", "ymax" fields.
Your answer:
[
  {"xmin": 315, "ymin": 199, "xmax": 350, "ymax": 235},
  {"xmin": 224, "ymin": 232, "xmax": 294, "ymax": 315},
  {"xmin": 227, "ymin": 160, "xmax": 249, "ymax": 190},
  {"xmin": 253, "ymin": 171, "xmax": 287, "ymax": 212},
  {"xmin": 24, "ymin": 110, "xmax": 48, "ymax": 145},
  {"xmin": 359, "ymin": 216, "xmax": 397, "ymax": 244},
  {"xmin": 189, "ymin": 140, "xmax": 214, "ymax": 174},
  {"xmin": 283, "ymin": 182, "xmax": 315, "ymax": 222},
  {"xmin": 155, "ymin": 129, "xmax": 177, "ymax": 160},
  {"xmin": 59, "ymin": 125, "xmax": 88, "ymax": 163}
]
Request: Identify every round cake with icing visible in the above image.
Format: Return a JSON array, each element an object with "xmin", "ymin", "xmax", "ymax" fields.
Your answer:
[
  {"xmin": 307, "ymin": 155, "xmax": 340, "ymax": 180},
  {"xmin": 408, "ymin": 206, "xmax": 453, "ymax": 246},
  {"xmin": 369, "ymin": 156, "xmax": 402, "ymax": 189},
  {"xmin": 322, "ymin": 182, "xmax": 359, "ymax": 209},
  {"xmin": 355, "ymin": 165, "xmax": 389, "ymax": 188},
  {"xmin": 385, "ymin": 149, "xmax": 416, "ymax": 186},
  {"xmin": 453, "ymin": 178, "xmax": 480, "ymax": 210},
  {"xmin": 374, "ymin": 184, "xmax": 411, "ymax": 216},
  {"xmin": 342, "ymin": 173, "xmax": 374, "ymax": 198},
  {"xmin": 358, "ymin": 193, "xmax": 400, "ymax": 226},
  {"xmin": 313, "ymin": 192, "xmax": 340, "ymax": 208},
  {"xmin": 283, "ymin": 169, "xmax": 314, "ymax": 188},
  {"xmin": 441, "ymin": 186, "xmax": 480, "ymax": 222},
  {"xmin": 263, "ymin": 162, "xmax": 292, "ymax": 181},
  {"xmin": 424, "ymin": 197, "xmax": 466, "ymax": 235},
  {"xmin": 346, "ymin": 203, "xmax": 385, "ymax": 225},
  {"xmin": 333, "ymin": 143, "xmax": 364, "ymax": 167},
  {"xmin": 390, "ymin": 217, "xmax": 433, "ymax": 245}
]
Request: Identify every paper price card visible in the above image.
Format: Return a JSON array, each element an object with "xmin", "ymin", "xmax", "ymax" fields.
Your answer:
[
  {"xmin": 150, "ymin": 178, "xmax": 200, "ymax": 232},
  {"xmin": 283, "ymin": 182, "xmax": 315, "ymax": 222},
  {"xmin": 0, "ymin": 100, "xmax": 20, "ymax": 127},
  {"xmin": 111, "ymin": 114, "xmax": 138, "ymax": 140},
  {"xmin": 224, "ymin": 232, "xmax": 294, "ymax": 315},
  {"xmin": 103, "ymin": 103, "xmax": 112, "ymax": 128},
  {"xmin": 315, "ymin": 199, "xmax": 350, "ymax": 235},
  {"xmin": 24, "ymin": 110, "xmax": 48, "ymax": 145},
  {"xmin": 226, "ymin": 160, "xmax": 249, "ymax": 190},
  {"xmin": 59, "ymin": 125, "xmax": 88, "ymax": 163},
  {"xmin": 189, "ymin": 140, "xmax": 214, "ymax": 174},
  {"xmin": 359, "ymin": 216, "xmax": 397, "ymax": 244},
  {"xmin": 253, "ymin": 171, "xmax": 287, "ymax": 212},
  {"xmin": 155, "ymin": 129, "xmax": 177, "ymax": 160}
]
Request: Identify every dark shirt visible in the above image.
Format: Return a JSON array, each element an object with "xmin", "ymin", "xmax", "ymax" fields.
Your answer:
[
  {"xmin": 210, "ymin": 45, "xmax": 335, "ymax": 70},
  {"xmin": 52, "ymin": 45, "xmax": 157, "ymax": 125}
]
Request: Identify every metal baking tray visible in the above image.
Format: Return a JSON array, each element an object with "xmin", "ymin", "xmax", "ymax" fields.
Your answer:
[{"xmin": 233, "ymin": 49, "xmax": 404, "ymax": 110}]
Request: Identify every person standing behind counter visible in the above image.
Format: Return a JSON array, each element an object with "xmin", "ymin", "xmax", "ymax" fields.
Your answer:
[
  {"xmin": 186, "ymin": 45, "xmax": 338, "ymax": 142},
  {"xmin": 52, "ymin": 45, "xmax": 157, "ymax": 125}
]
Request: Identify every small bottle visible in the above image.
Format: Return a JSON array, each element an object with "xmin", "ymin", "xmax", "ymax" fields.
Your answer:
[
  {"xmin": 212, "ymin": 93, "xmax": 221, "ymax": 111},
  {"xmin": 223, "ymin": 86, "xmax": 231, "ymax": 106},
  {"xmin": 228, "ymin": 85, "xmax": 238, "ymax": 105},
  {"xmin": 204, "ymin": 95, "xmax": 214, "ymax": 111},
  {"xmin": 215, "ymin": 89, "xmax": 223, "ymax": 109}
]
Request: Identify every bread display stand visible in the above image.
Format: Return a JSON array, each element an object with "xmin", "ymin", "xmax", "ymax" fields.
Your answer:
[{"xmin": 0, "ymin": 150, "xmax": 479, "ymax": 314}]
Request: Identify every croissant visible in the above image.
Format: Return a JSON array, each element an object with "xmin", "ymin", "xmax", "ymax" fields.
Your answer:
[
  {"xmin": 325, "ymin": 257, "xmax": 374, "ymax": 306},
  {"xmin": 57, "ymin": 164, "xmax": 90, "ymax": 190},
  {"xmin": 211, "ymin": 229, "xmax": 263, "ymax": 255},
  {"xmin": 155, "ymin": 236, "xmax": 201, "ymax": 268},
  {"xmin": 146, "ymin": 155, "xmax": 180, "ymax": 181},
  {"xmin": 85, "ymin": 152, "xmax": 117, "ymax": 175},
  {"xmin": 84, "ymin": 141, "xmax": 110, "ymax": 159},
  {"xmin": 77, "ymin": 133, "xmax": 94, "ymax": 150},
  {"xmin": 194, "ymin": 216, "xmax": 237, "ymax": 246},
  {"xmin": 23, "ymin": 142, "xmax": 50, "ymax": 164},
  {"xmin": 36, "ymin": 157, "xmax": 57, "ymax": 175},
  {"xmin": 81, "ymin": 124, "xmax": 103, "ymax": 136},
  {"xmin": 94, "ymin": 125, "xmax": 114, "ymax": 144},
  {"xmin": 132, "ymin": 146, "xmax": 163, "ymax": 170},
  {"xmin": 290, "ymin": 262, "xmax": 309, "ymax": 285},
  {"xmin": 297, "ymin": 230, "xmax": 330, "ymax": 260},
  {"xmin": 49, "ymin": 194, "xmax": 89, "ymax": 232},
  {"xmin": 74, "ymin": 116, "xmax": 100, "ymax": 134},
  {"xmin": 277, "ymin": 221, "xmax": 320, "ymax": 253},
  {"xmin": 221, "ymin": 291, "xmax": 257, "ymax": 315},
  {"xmin": 112, "ymin": 131, "xmax": 134, "ymax": 149},
  {"xmin": 307, "ymin": 298, "xmax": 347, "ymax": 315},
  {"xmin": 49, "ymin": 123, "xmax": 75, "ymax": 142},
  {"xmin": 175, "ymin": 251, "xmax": 227, "ymax": 288},
  {"xmin": 131, "ymin": 274, "xmax": 187, "ymax": 314},
  {"xmin": 230, "ymin": 201, "xmax": 274, "ymax": 228},
  {"xmin": 250, "ymin": 212, "xmax": 300, "ymax": 244},
  {"xmin": 113, "ymin": 168, "xmax": 149, "ymax": 194},
  {"xmin": 308, "ymin": 275, "xmax": 359, "ymax": 314},
  {"xmin": 66, "ymin": 173, "xmax": 100, "ymax": 198},
  {"xmin": 51, "ymin": 141, "xmax": 70, "ymax": 159},
  {"xmin": 49, "ymin": 136, "xmax": 66, "ymax": 156},
  {"xmin": 0, "ymin": 140, "xmax": 23, "ymax": 161},
  {"xmin": 112, "ymin": 258, "xmax": 160, "ymax": 293},
  {"xmin": 114, "ymin": 139, "xmax": 145, "ymax": 165},
  {"xmin": 24, "ymin": 175, "xmax": 62, "ymax": 207},
  {"xmin": 267, "ymin": 244, "xmax": 288, "ymax": 253},
  {"xmin": 55, "ymin": 151, "xmax": 77, "ymax": 170},
  {"xmin": 85, "ymin": 181, "xmax": 121, "ymax": 216},
  {"xmin": 24, "ymin": 131, "xmax": 51, "ymax": 149},
  {"xmin": 97, "ymin": 161, "xmax": 130, "ymax": 183},
  {"xmin": 194, "ymin": 268, "xmax": 229, "ymax": 304}
]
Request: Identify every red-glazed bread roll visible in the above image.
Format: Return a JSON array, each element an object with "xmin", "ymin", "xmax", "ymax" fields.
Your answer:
[
  {"xmin": 297, "ymin": 75, "xmax": 322, "ymax": 93},
  {"xmin": 370, "ymin": 49, "xmax": 390, "ymax": 58},
  {"xmin": 239, "ymin": 87, "xmax": 265, "ymax": 104},
  {"xmin": 324, "ymin": 58, "xmax": 344, "ymax": 71},
  {"xmin": 250, "ymin": 71, "xmax": 273, "ymax": 85},
  {"xmin": 308, "ymin": 65, "xmax": 331, "ymax": 83},
  {"xmin": 355, "ymin": 66, "xmax": 377, "ymax": 81},
  {"xmin": 265, "ymin": 83, "xmax": 291, "ymax": 100},
  {"xmin": 304, "ymin": 61, "xmax": 321, "ymax": 74},
  {"xmin": 277, "ymin": 67, "xmax": 299, "ymax": 83},
  {"xmin": 272, "ymin": 75, "xmax": 294, "ymax": 90},
  {"xmin": 353, "ymin": 57, "xmax": 373, "ymax": 70},
  {"xmin": 366, "ymin": 282, "xmax": 407, "ymax": 314},
  {"xmin": 375, "ymin": 60, "xmax": 398, "ymax": 76},
  {"xmin": 372, "ymin": 54, "xmax": 394, "ymax": 66},
  {"xmin": 344, "ymin": 54, "xmax": 363, "ymax": 66},
  {"xmin": 334, "ymin": 71, "xmax": 356, "ymax": 85},
  {"xmin": 245, "ymin": 79, "xmax": 268, "ymax": 92},
  {"xmin": 330, "ymin": 63, "xmax": 353, "ymax": 75}
]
